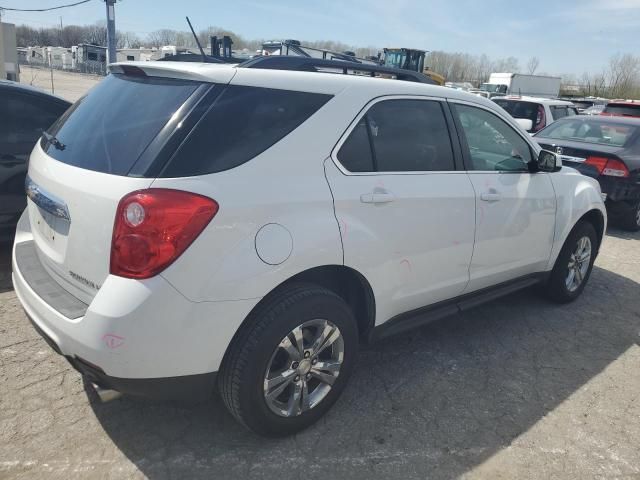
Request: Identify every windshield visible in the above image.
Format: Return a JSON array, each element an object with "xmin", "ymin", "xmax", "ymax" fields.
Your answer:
[
  {"xmin": 536, "ymin": 119, "xmax": 638, "ymax": 147},
  {"xmin": 384, "ymin": 51, "xmax": 406, "ymax": 69},
  {"xmin": 42, "ymin": 73, "xmax": 201, "ymax": 176},
  {"xmin": 480, "ymin": 84, "xmax": 501, "ymax": 93}
]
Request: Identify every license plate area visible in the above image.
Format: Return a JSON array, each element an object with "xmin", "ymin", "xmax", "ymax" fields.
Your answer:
[{"xmin": 29, "ymin": 202, "xmax": 70, "ymax": 263}]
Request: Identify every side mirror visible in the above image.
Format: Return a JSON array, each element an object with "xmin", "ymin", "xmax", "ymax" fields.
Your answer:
[
  {"xmin": 537, "ymin": 150, "xmax": 562, "ymax": 172},
  {"xmin": 515, "ymin": 118, "xmax": 533, "ymax": 132}
]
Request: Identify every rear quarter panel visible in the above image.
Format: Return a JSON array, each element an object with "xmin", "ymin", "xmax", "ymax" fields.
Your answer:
[{"xmin": 153, "ymin": 85, "xmax": 371, "ymax": 302}]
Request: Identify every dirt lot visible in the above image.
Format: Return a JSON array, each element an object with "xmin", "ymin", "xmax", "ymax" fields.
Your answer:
[
  {"xmin": 18, "ymin": 65, "xmax": 102, "ymax": 102},
  {"xmin": 0, "ymin": 228, "xmax": 639, "ymax": 479}
]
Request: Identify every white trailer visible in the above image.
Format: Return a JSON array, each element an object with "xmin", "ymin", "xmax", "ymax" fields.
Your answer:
[{"xmin": 480, "ymin": 73, "xmax": 561, "ymax": 98}]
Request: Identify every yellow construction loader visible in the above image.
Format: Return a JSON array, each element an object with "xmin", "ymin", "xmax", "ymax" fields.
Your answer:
[{"xmin": 381, "ymin": 47, "xmax": 445, "ymax": 86}]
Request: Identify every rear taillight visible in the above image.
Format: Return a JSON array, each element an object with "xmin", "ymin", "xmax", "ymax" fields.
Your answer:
[
  {"xmin": 585, "ymin": 156, "xmax": 629, "ymax": 178},
  {"xmin": 110, "ymin": 189, "xmax": 218, "ymax": 279}
]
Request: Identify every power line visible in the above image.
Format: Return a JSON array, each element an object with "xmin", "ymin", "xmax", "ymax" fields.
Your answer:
[{"xmin": 0, "ymin": 0, "xmax": 93, "ymax": 12}]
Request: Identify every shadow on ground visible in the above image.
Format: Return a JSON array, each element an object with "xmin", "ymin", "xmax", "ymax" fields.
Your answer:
[{"xmin": 82, "ymin": 264, "xmax": 640, "ymax": 479}]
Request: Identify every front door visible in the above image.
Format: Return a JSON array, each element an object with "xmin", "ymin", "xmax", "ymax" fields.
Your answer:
[
  {"xmin": 325, "ymin": 97, "xmax": 476, "ymax": 325},
  {"xmin": 450, "ymin": 102, "xmax": 556, "ymax": 292}
]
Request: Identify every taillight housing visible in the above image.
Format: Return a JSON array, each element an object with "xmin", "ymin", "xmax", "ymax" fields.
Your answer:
[
  {"xmin": 585, "ymin": 156, "xmax": 629, "ymax": 178},
  {"xmin": 110, "ymin": 189, "xmax": 218, "ymax": 279},
  {"xmin": 533, "ymin": 105, "xmax": 546, "ymax": 132}
]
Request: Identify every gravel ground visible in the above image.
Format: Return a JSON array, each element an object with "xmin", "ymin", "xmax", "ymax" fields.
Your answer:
[{"xmin": 0, "ymin": 228, "xmax": 639, "ymax": 480}]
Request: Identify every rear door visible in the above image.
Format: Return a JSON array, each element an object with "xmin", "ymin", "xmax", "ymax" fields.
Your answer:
[
  {"xmin": 25, "ymin": 72, "xmax": 211, "ymax": 303},
  {"xmin": 450, "ymin": 101, "xmax": 556, "ymax": 292},
  {"xmin": 325, "ymin": 96, "xmax": 476, "ymax": 324}
]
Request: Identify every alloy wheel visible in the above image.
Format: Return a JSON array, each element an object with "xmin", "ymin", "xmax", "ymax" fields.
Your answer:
[
  {"xmin": 263, "ymin": 319, "xmax": 344, "ymax": 417},
  {"xmin": 565, "ymin": 236, "xmax": 592, "ymax": 292}
]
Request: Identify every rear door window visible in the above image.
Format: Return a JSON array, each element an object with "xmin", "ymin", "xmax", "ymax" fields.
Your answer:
[
  {"xmin": 337, "ymin": 99, "xmax": 456, "ymax": 172},
  {"xmin": 162, "ymin": 86, "xmax": 331, "ymax": 177},
  {"xmin": 42, "ymin": 73, "xmax": 201, "ymax": 175},
  {"xmin": 551, "ymin": 106, "xmax": 568, "ymax": 119}
]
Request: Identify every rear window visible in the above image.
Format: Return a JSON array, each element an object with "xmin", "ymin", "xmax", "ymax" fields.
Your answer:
[
  {"xmin": 161, "ymin": 86, "xmax": 331, "ymax": 177},
  {"xmin": 602, "ymin": 104, "xmax": 640, "ymax": 117},
  {"xmin": 537, "ymin": 119, "xmax": 638, "ymax": 147},
  {"xmin": 493, "ymin": 99, "xmax": 544, "ymax": 132},
  {"xmin": 42, "ymin": 73, "xmax": 200, "ymax": 175}
]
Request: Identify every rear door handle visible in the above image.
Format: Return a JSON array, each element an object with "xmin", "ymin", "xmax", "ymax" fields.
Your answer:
[
  {"xmin": 360, "ymin": 192, "xmax": 396, "ymax": 204},
  {"xmin": 480, "ymin": 192, "xmax": 502, "ymax": 202}
]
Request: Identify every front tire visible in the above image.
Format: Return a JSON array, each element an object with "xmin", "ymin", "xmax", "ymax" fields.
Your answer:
[
  {"xmin": 543, "ymin": 221, "xmax": 597, "ymax": 303},
  {"xmin": 218, "ymin": 283, "xmax": 358, "ymax": 436}
]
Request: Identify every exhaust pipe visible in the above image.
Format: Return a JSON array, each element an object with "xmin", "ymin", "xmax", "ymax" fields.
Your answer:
[{"xmin": 92, "ymin": 383, "xmax": 123, "ymax": 402}]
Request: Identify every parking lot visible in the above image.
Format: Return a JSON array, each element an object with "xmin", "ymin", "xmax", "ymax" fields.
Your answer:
[{"xmin": 0, "ymin": 227, "xmax": 638, "ymax": 479}]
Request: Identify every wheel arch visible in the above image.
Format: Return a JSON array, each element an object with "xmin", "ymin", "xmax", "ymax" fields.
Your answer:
[
  {"xmin": 579, "ymin": 208, "xmax": 606, "ymax": 252},
  {"xmin": 221, "ymin": 265, "xmax": 376, "ymax": 369}
]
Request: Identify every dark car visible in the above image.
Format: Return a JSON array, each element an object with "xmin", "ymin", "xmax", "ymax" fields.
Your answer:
[
  {"xmin": 534, "ymin": 115, "xmax": 640, "ymax": 231},
  {"xmin": 0, "ymin": 80, "xmax": 70, "ymax": 241}
]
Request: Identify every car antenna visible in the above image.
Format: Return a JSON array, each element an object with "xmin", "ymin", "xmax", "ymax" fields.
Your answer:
[{"xmin": 186, "ymin": 16, "xmax": 207, "ymax": 62}]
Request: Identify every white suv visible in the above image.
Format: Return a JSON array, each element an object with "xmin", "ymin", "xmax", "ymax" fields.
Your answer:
[
  {"xmin": 493, "ymin": 96, "xmax": 579, "ymax": 134},
  {"xmin": 13, "ymin": 59, "xmax": 606, "ymax": 436}
]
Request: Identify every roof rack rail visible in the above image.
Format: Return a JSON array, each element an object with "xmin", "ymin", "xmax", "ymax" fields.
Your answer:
[{"xmin": 238, "ymin": 56, "xmax": 436, "ymax": 85}]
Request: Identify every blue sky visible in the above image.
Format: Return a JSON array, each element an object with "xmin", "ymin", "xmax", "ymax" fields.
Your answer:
[{"xmin": 3, "ymin": 0, "xmax": 640, "ymax": 75}]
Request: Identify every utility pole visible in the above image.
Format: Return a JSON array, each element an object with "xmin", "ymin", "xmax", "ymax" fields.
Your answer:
[{"xmin": 104, "ymin": 0, "xmax": 117, "ymax": 65}]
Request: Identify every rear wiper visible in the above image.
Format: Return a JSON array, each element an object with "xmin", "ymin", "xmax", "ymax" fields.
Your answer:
[{"xmin": 42, "ymin": 131, "xmax": 66, "ymax": 151}]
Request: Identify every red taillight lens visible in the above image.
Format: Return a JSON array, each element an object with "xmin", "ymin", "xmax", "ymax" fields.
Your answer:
[
  {"xmin": 110, "ymin": 189, "xmax": 218, "ymax": 279},
  {"xmin": 585, "ymin": 156, "xmax": 629, "ymax": 178}
]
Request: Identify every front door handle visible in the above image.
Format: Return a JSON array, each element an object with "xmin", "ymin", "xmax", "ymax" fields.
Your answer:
[
  {"xmin": 480, "ymin": 192, "xmax": 502, "ymax": 202},
  {"xmin": 360, "ymin": 192, "xmax": 396, "ymax": 204}
]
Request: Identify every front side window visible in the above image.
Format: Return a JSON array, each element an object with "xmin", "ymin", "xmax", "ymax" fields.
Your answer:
[
  {"xmin": 337, "ymin": 99, "xmax": 456, "ymax": 173},
  {"xmin": 453, "ymin": 104, "xmax": 533, "ymax": 172}
]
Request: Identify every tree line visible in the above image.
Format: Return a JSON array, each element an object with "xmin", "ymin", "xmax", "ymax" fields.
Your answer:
[{"xmin": 16, "ymin": 23, "xmax": 640, "ymax": 98}]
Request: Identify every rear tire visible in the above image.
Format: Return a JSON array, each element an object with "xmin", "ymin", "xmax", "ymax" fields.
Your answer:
[
  {"xmin": 218, "ymin": 283, "xmax": 358, "ymax": 437},
  {"xmin": 619, "ymin": 199, "xmax": 640, "ymax": 232},
  {"xmin": 543, "ymin": 221, "xmax": 597, "ymax": 303}
]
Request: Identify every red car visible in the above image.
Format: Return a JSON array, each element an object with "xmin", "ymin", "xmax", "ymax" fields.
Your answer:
[{"xmin": 601, "ymin": 100, "xmax": 640, "ymax": 118}]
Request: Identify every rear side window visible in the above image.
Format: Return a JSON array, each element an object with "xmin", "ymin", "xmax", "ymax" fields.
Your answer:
[
  {"xmin": 162, "ymin": 86, "xmax": 331, "ymax": 177},
  {"xmin": 337, "ymin": 99, "xmax": 456, "ymax": 172},
  {"xmin": 42, "ymin": 74, "xmax": 200, "ymax": 175}
]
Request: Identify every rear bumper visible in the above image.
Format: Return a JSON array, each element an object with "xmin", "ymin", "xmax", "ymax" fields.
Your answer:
[
  {"xmin": 26, "ymin": 312, "xmax": 217, "ymax": 400},
  {"xmin": 12, "ymin": 209, "xmax": 260, "ymax": 389}
]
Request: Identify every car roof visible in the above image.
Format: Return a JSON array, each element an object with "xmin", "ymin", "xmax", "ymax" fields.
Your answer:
[
  {"xmin": 0, "ymin": 79, "xmax": 70, "ymax": 103},
  {"xmin": 493, "ymin": 95, "xmax": 575, "ymax": 106},
  {"xmin": 111, "ymin": 60, "xmax": 504, "ymax": 109}
]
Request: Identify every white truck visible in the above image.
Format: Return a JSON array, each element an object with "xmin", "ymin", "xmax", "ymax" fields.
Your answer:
[{"xmin": 480, "ymin": 73, "xmax": 561, "ymax": 98}]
